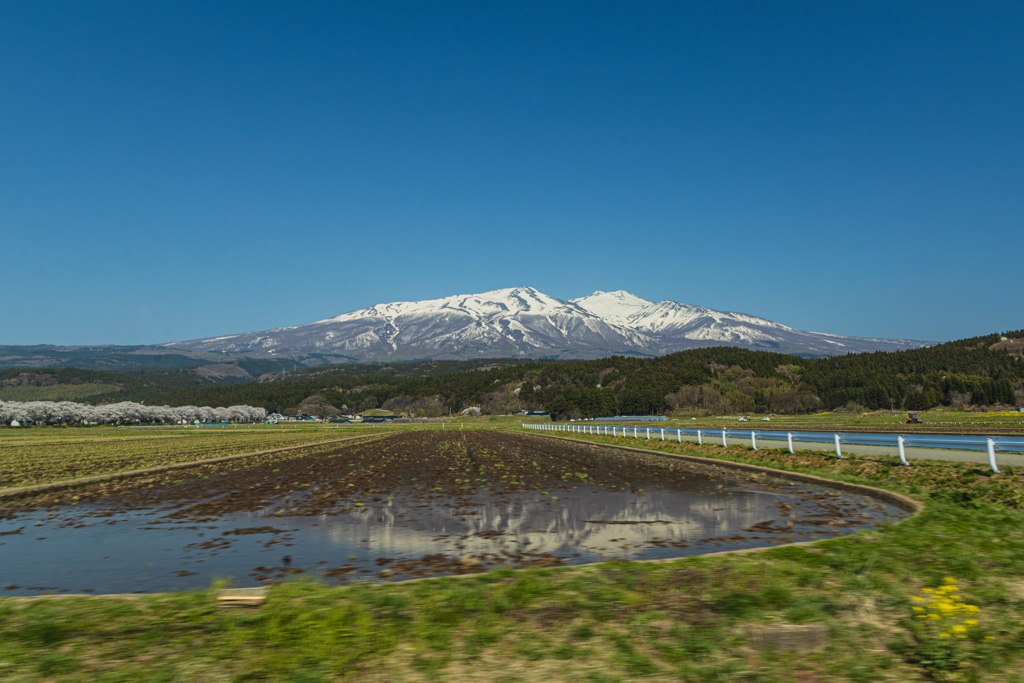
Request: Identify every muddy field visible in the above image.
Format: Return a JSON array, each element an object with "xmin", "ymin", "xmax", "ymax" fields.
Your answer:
[
  {"xmin": 0, "ymin": 429, "xmax": 359, "ymax": 488},
  {"xmin": 0, "ymin": 431, "xmax": 904, "ymax": 594}
]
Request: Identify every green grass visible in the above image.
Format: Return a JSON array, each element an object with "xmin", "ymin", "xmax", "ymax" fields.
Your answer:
[{"xmin": 3, "ymin": 429, "xmax": 1024, "ymax": 681}]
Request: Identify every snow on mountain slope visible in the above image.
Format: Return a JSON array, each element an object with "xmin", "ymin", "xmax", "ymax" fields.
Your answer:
[
  {"xmin": 163, "ymin": 287, "xmax": 932, "ymax": 362},
  {"xmin": 570, "ymin": 290, "xmax": 927, "ymax": 355},
  {"xmin": 571, "ymin": 290, "xmax": 787, "ymax": 334}
]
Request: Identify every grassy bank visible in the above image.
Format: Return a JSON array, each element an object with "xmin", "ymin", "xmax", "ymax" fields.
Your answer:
[{"xmin": 2, "ymin": 434, "xmax": 1024, "ymax": 682}]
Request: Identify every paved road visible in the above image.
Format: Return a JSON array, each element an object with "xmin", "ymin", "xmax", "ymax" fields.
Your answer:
[
  {"xmin": 607, "ymin": 432, "xmax": 1024, "ymax": 468},
  {"xmin": 667, "ymin": 432, "xmax": 1024, "ymax": 471}
]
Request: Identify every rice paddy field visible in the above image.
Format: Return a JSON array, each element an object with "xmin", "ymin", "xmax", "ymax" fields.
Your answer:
[
  {"xmin": 1, "ymin": 426, "xmax": 1023, "ymax": 682},
  {"xmin": 0, "ymin": 431, "xmax": 902, "ymax": 596},
  {"xmin": 0, "ymin": 426, "xmax": 373, "ymax": 489}
]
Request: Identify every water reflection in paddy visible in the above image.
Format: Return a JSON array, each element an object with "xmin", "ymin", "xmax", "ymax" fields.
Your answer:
[{"xmin": 0, "ymin": 432, "xmax": 905, "ymax": 595}]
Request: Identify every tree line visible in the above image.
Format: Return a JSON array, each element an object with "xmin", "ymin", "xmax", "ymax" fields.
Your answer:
[{"xmin": 11, "ymin": 330, "xmax": 1022, "ymax": 419}]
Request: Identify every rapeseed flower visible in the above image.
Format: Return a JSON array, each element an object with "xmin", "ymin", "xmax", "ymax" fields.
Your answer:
[{"xmin": 910, "ymin": 578, "xmax": 983, "ymax": 641}]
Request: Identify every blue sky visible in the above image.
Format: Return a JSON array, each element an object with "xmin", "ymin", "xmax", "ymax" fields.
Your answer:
[{"xmin": 2, "ymin": 1, "xmax": 1021, "ymax": 346}]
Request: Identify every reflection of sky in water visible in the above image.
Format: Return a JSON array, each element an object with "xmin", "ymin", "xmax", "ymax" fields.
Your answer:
[{"xmin": 0, "ymin": 479, "xmax": 902, "ymax": 596}]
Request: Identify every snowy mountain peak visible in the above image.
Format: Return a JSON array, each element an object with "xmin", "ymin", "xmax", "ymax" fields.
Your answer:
[
  {"xmin": 571, "ymin": 290, "xmax": 661, "ymax": 321},
  {"xmin": 163, "ymin": 287, "xmax": 933, "ymax": 361},
  {"xmin": 316, "ymin": 286, "xmax": 581, "ymax": 326}
]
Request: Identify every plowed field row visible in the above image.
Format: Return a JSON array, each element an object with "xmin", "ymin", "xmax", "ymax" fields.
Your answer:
[
  {"xmin": 1, "ymin": 431, "xmax": 703, "ymax": 519},
  {"xmin": 0, "ymin": 431, "xmax": 360, "ymax": 488}
]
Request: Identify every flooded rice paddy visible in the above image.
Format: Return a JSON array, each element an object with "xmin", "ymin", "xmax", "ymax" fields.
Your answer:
[{"xmin": 0, "ymin": 432, "xmax": 906, "ymax": 595}]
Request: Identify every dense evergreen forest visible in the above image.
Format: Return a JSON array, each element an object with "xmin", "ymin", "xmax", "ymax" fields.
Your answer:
[
  {"xmin": 7, "ymin": 331, "xmax": 1022, "ymax": 418},
  {"xmin": 123, "ymin": 330, "xmax": 1024, "ymax": 418}
]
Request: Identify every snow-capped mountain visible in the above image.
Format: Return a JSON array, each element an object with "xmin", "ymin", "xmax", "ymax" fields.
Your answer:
[{"xmin": 162, "ymin": 287, "xmax": 932, "ymax": 362}]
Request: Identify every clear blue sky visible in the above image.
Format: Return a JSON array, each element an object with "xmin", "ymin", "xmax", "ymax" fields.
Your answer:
[{"xmin": 2, "ymin": 1, "xmax": 1021, "ymax": 346}]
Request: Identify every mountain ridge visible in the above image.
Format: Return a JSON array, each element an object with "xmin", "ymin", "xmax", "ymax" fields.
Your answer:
[{"xmin": 160, "ymin": 287, "xmax": 933, "ymax": 362}]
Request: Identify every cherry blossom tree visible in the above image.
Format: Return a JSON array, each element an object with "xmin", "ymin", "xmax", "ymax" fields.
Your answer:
[{"xmin": 0, "ymin": 401, "xmax": 266, "ymax": 426}]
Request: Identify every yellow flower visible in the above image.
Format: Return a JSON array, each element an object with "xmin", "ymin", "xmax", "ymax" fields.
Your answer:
[
  {"xmin": 964, "ymin": 619, "xmax": 979, "ymax": 627},
  {"xmin": 944, "ymin": 577, "xmax": 957, "ymax": 584},
  {"xmin": 951, "ymin": 625, "xmax": 967, "ymax": 633},
  {"xmin": 912, "ymin": 607, "xmax": 924, "ymax": 612},
  {"xmin": 911, "ymin": 596, "xmax": 925, "ymax": 602},
  {"xmin": 939, "ymin": 633, "xmax": 951, "ymax": 638}
]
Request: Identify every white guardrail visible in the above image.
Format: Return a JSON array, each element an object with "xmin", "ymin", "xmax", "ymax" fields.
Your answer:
[{"xmin": 522, "ymin": 423, "xmax": 1024, "ymax": 474}]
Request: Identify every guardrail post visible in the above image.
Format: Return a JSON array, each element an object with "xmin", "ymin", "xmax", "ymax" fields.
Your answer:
[
  {"xmin": 677, "ymin": 429, "xmax": 681, "ymax": 443},
  {"xmin": 897, "ymin": 435, "xmax": 909, "ymax": 466},
  {"xmin": 722, "ymin": 430, "xmax": 727, "ymax": 447},
  {"xmin": 987, "ymin": 438, "xmax": 1000, "ymax": 474},
  {"xmin": 661, "ymin": 428, "xmax": 665, "ymax": 441},
  {"xmin": 751, "ymin": 431, "xmax": 757, "ymax": 450},
  {"xmin": 697, "ymin": 429, "xmax": 702, "ymax": 445},
  {"xmin": 634, "ymin": 427, "xmax": 638, "ymax": 439},
  {"xmin": 646, "ymin": 427, "xmax": 650, "ymax": 439},
  {"xmin": 834, "ymin": 434, "xmax": 843, "ymax": 459},
  {"xmin": 787, "ymin": 432, "xmax": 794, "ymax": 454}
]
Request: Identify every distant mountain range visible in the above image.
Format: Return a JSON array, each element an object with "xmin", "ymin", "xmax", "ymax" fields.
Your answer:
[
  {"xmin": 0, "ymin": 288, "xmax": 934, "ymax": 370},
  {"xmin": 159, "ymin": 287, "xmax": 932, "ymax": 362}
]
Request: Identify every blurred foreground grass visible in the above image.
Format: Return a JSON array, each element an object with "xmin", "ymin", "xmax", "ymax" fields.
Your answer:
[{"xmin": 3, "ymin": 438, "xmax": 1024, "ymax": 682}]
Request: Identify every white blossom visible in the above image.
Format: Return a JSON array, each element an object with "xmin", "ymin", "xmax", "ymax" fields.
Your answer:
[{"xmin": 0, "ymin": 401, "xmax": 266, "ymax": 426}]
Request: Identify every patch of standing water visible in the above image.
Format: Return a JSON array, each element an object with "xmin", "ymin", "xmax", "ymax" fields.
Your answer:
[{"xmin": 0, "ymin": 472, "xmax": 903, "ymax": 595}]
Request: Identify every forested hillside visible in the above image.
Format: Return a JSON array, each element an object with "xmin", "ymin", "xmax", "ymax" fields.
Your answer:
[
  {"xmin": 0, "ymin": 367, "xmax": 225, "ymax": 403},
  {"xmin": 7, "ymin": 331, "xmax": 1022, "ymax": 419}
]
